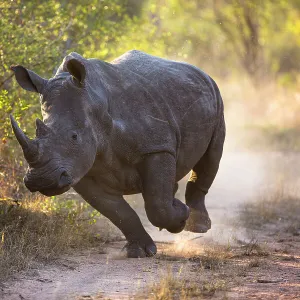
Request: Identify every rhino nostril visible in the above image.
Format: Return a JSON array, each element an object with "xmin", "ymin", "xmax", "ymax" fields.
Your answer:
[{"xmin": 58, "ymin": 170, "xmax": 71, "ymax": 188}]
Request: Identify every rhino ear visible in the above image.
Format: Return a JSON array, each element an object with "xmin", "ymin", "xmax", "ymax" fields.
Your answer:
[
  {"xmin": 66, "ymin": 59, "xmax": 86, "ymax": 85},
  {"xmin": 10, "ymin": 65, "xmax": 47, "ymax": 93}
]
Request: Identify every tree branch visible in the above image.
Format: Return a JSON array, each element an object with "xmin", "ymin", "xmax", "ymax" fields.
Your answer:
[{"xmin": 0, "ymin": 20, "xmax": 73, "ymax": 88}]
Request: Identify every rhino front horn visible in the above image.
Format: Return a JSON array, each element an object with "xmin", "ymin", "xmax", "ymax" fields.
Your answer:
[{"xmin": 10, "ymin": 114, "xmax": 38, "ymax": 163}]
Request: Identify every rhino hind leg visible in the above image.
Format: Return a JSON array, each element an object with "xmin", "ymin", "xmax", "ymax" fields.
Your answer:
[
  {"xmin": 185, "ymin": 116, "xmax": 225, "ymax": 233},
  {"xmin": 74, "ymin": 178, "xmax": 156, "ymax": 258},
  {"xmin": 184, "ymin": 180, "xmax": 212, "ymax": 233}
]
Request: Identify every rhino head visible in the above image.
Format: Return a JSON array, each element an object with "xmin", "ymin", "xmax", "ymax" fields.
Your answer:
[{"xmin": 10, "ymin": 56, "xmax": 99, "ymax": 196}]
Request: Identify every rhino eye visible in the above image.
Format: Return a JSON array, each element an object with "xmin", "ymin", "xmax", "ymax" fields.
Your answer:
[{"xmin": 72, "ymin": 133, "xmax": 78, "ymax": 141}]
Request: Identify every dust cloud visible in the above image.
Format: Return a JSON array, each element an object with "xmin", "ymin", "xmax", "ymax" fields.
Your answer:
[{"xmin": 127, "ymin": 122, "xmax": 300, "ymax": 252}]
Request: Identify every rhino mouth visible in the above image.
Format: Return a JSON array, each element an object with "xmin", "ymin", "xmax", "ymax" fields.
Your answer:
[
  {"xmin": 24, "ymin": 167, "xmax": 73, "ymax": 196},
  {"xmin": 40, "ymin": 185, "xmax": 71, "ymax": 196}
]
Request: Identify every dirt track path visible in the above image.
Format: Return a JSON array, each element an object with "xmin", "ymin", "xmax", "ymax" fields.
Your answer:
[
  {"xmin": 2, "ymin": 237, "xmax": 299, "ymax": 300},
  {"xmin": 1, "ymin": 152, "xmax": 300, "ymax": 299}
]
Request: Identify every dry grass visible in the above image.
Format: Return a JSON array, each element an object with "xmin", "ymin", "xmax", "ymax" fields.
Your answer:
[
  {"xmin": 189, "ymin": 245, "xmax": 233, "ymax": 271},
  {"xmin": 237, "ymin": 126, "xmax": 300, "ymax": 151},
  {"xmin": 136, "ymin": 237, "xmax": 282, "ymax": 299},
  {"xmin": 221, "ymin": 78, "xmax": 300, "ymax": 151},
  {"xmin": 238, "ymin": 185, "xmax": 300, "ymax": 232},
  {"xmin": 0, "ymin": 195, "xmax": 105, "ymax": 281},
  {"xmin": 156, "ymin": 241, "xmax": 233, "ymax": 271},
  {"xmin": 136, "ymin": 270, "xmax": 227, "ymax": 300},
  {"xmin": 247, "ymin": 258, "xmax": 261, "ymax": 268},
  {"xmin": 239, "ymin": 239, "xmax": 269, "ymax": 257},
  {"xmin": 144, "ymin": 243, "xmax": 233, "ymax": 299}
]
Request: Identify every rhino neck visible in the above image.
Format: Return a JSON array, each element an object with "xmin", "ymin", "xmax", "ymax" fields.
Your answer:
[{"xmin": 83, "ymin": 61, "xmax": 119, "ymax": 154}]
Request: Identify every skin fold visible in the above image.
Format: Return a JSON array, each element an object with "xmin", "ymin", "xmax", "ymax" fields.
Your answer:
[{"xmin": 10, "ymin": 50, "xmax": 225, "ymax": 258}]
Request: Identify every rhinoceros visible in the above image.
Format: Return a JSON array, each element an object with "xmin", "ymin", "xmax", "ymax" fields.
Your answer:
[{"xmin": 10, "ymin": 50, "xmax": 225, "ymax": 257}]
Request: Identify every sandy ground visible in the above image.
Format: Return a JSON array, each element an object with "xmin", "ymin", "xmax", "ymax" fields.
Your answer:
[{"xmin": 1, "ymin": 151, "xmax": 300, "ymax": 299}]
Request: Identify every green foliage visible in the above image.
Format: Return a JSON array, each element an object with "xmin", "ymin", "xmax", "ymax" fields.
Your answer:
[
  {"xmin": 1, "ymin": 0, "xmax": 300, "ymax": 169},
  {"xmin": 141, "ymin": 0, "xmax": 300, "ymax": 84}
]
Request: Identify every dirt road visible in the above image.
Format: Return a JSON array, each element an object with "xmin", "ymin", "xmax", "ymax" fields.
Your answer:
[{"xmin": 1, "ymin": 152, "xmax": 300, "ymax": 299}]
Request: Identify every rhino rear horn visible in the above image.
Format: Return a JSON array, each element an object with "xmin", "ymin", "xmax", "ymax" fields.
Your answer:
[
  {"xmin": 10, "ymin": 115, "xmax": 38, "ymax": 163},
  {"xmin": 10, "ymin": 65, "xmax": 47, "ymax": 93},
  {"xmin": 36, "ymin": 118, "xmax": 51, "ymax": 137}
]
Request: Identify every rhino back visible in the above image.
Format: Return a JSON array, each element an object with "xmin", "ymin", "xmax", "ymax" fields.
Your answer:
[{"xmin": 111, "ymin": 50, "xmax": 221, "ymax": 122}]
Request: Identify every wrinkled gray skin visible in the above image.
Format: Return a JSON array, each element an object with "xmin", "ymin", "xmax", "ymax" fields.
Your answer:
[{"xmin": 10, "ymin": 50, "xmax": 225, "ymax": 258}]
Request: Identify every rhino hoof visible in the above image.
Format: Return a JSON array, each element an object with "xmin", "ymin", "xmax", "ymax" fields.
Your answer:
[
  {"xmin": 166, "ymin": 220, "xmax": 187, "ymax": 234},
  {"xmin": 184, "ymin": 209, "xmax": 211, "ymax": 233},
  {"xmin": 124, "ymin": 241, "xmax": 157, "ymax": 258}
]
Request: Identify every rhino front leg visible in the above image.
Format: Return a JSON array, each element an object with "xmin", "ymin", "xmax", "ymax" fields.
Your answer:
[
  {"xmin": 138, "ymin": 153, "xmax": 190, "ymax": 233},
  {"xmin": 74, "ymin": 178, "xmax": 156, "ymax": 258}
]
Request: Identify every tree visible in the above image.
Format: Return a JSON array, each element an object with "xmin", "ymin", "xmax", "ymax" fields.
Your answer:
[{"xmin": 212, "ymin": 0, "xmax": 266, "ymax": 85}]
